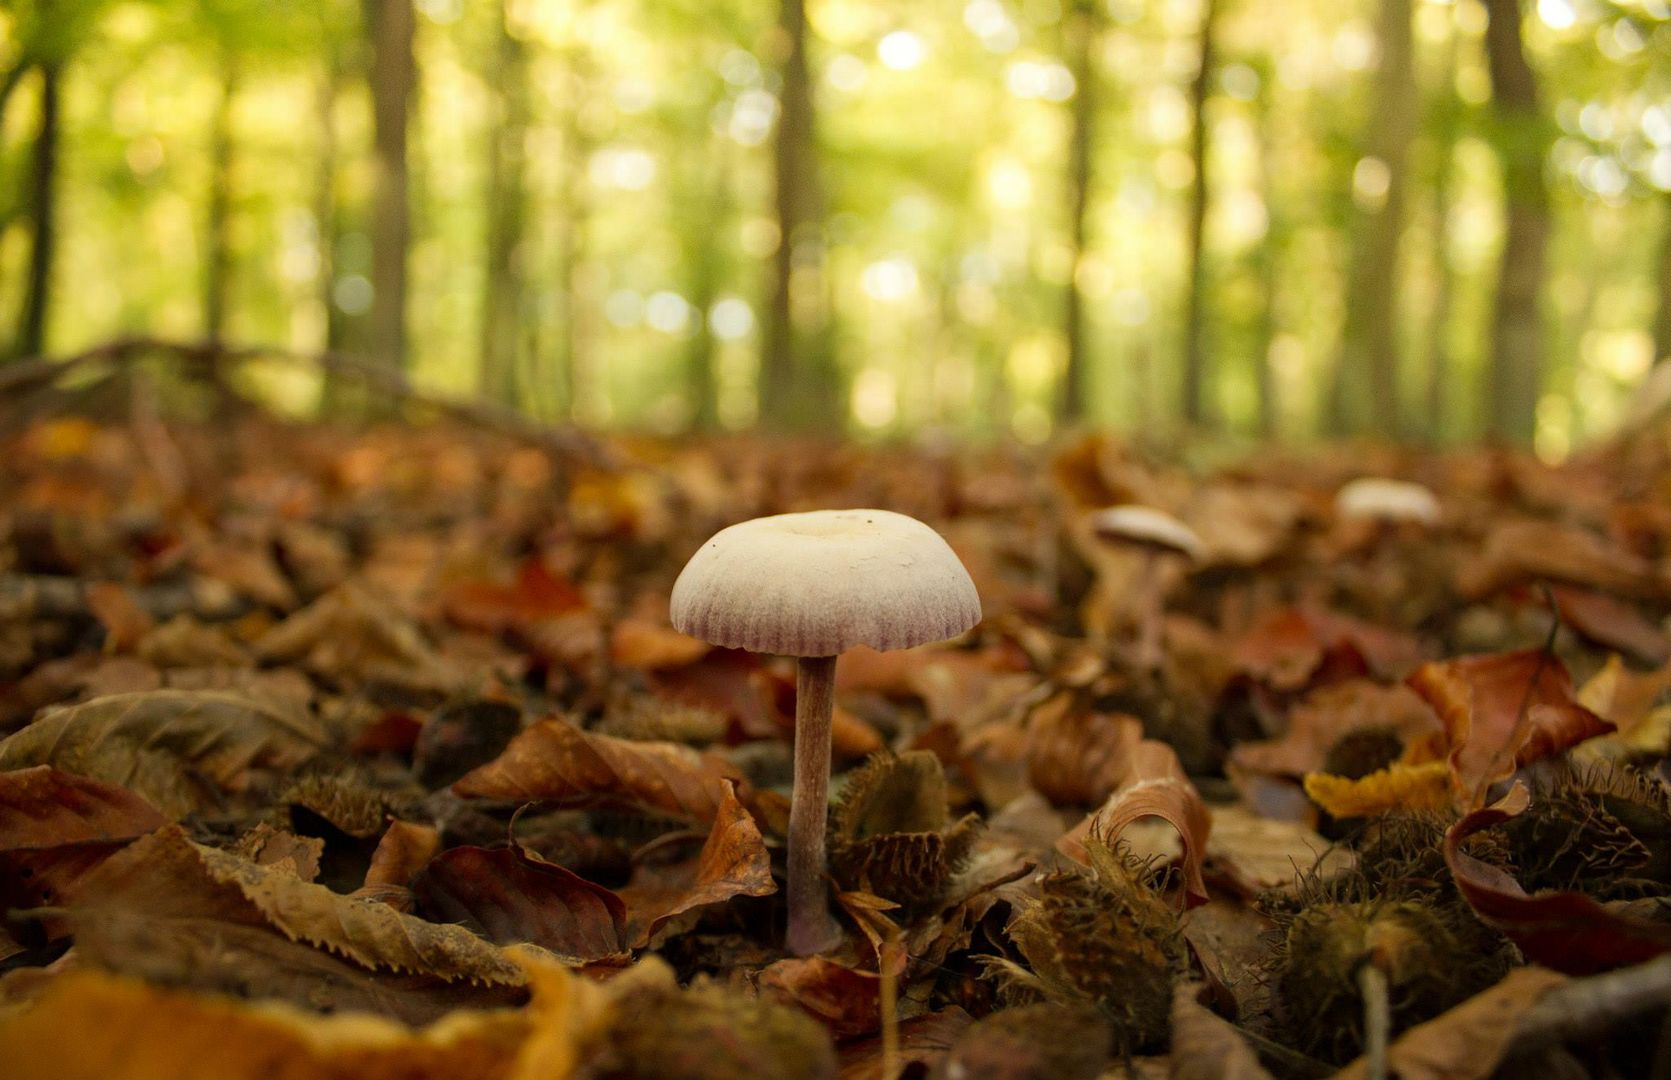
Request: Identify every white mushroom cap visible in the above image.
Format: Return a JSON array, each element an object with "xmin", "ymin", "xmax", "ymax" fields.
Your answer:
[
  {"xmin": 1088, "ymin": 505, "xmax": 1204, "ymax": 561},
  {"xmin": 1335, "ymin": 478, "xmax": 1441, "ymax": 526},
  {"xmin": 670, "ymin": 509, "xmax": 982, "ymax": 657}
]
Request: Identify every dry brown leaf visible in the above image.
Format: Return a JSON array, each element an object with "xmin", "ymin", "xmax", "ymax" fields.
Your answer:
[
  {"xmin": 453, "ymin": 717, "xmax": 747, "ymax": 825},
  {"xmin": 0, "ymin": 690, "xmax": 326, "ymax": 817},
  {"xmin": 414, "ymin": 844, "xmax": 627, "ymax": 963},
  {"xmin": 1059, "ymin": 740, "xmax": 1212, "ymax": 905},
  {"xmin": 757, "ymin": 955, "xmax": 885, "ymax": 1040},
  {"xmin": 1169, "ymin": 985, "xmax": 1273, "ymax": 1080},
  {"xmin": 232, "ymin": 823, "xmax": 326, "ymax": 881},
  {"xmin": 1549, "ymin": 585, "xmax": 1671, "ymax": 664},
  {"xmin": 0, "ymin": 946, "xmax": 603, "ymax": 1080},
  {"xmin": 1025, "ymin": 695, "xmax": 1144, "ymax": 807},
  {"xmin": 257, "ymin": 583, "xmax": 457, "ymax": 690},
  {"xmin": 68, "ymin": 826, "xmax": 526, "ymax": 989},
  {"xmin": 1203, "ymin": 804, "xmax": 1354, "ymax": 893},
  {"xmin": 1459, "ymin": 518, "xmax": 1671, "ymax": 601},
  {"xmin": 85, "ymin": 583, "xmax": 155, "ymax": 652},
  {"xmin": 609, "ymin": 619, "xmax": 711, "ymax": 670},
  {"xmin": 1333, "ymin": 967, "xmax": 1568, "ymax": 1080},
  {"xmin": 617, "ymin": 779, "xmax": 776, "ymax": 946}
]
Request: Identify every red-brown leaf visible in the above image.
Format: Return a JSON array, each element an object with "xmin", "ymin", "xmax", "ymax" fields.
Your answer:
[
  {"xmin": 1408, "ymin": 649, "xmax": 1613, "ymax": 806},
  {"xmin": 1444, "ymin": 783, "xmax": 1671, "ymax": 973},
  {"xmin": 442, "ymin": 558, "xmax": 587, "ymax": 633},
  {"xmin": 0, "ymin": 767, "xmax": 167, "ymax": 850},
  {"xmin": 617, "ymin": 780, "xmax": 776, "ymax": 947},
  {"xmin": 413, "ymin": 844, "xmax": 627, "ymax": 963}
]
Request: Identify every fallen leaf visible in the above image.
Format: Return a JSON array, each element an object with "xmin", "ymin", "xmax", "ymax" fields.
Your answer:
[
  {"xmin": 0, "ymin": 766, "xmax": 167, "ymax": 849},
  {"xmin": 609, "ymin": 619, "xmax": 710, "ymax": 670},
  {"xmin": 1333, "ymin": 967, "xmax": 1568, "ymax": 1080},
  {"xmin": 1059, "ymin": 739, "xmax": 1213, "ymax": 905},
  {"xmin": 0, "ymin": 945, "xmax": 602, "ymax": 1080},
  {"xmin": 361, "ymin": 820, "xmax": 441, "ymax": 891},
  {"xmin": 443, "ymin": 558, "xmax": 587, "ymax": 634},
  {"xmin": 839, "ymin": 1006, "xmax": 972, "ymax": 1080},
  {"xmin": 68, "ymin": 826, "xmax": 527, "ymax": 990},
  {"xmin": 231, "ymin": 823, "xmax": 325, "ymax": 881},
  {"xmin": 1408, "ymin": 649, "xmax": 1613, "ymax": 806},
  {"xmin": 617, "ymin": 779, "xmax": 776, "ymax": 947},
  {"xmin": 758, "ymin": 956, "xmax": 885, "ymax": 1040},
  {"xmin": 1229, "ymin": 680, "xmax": 1439, "ymax": 780},
  {"xmin": 1303, "ymin": 760, "xmax": 1452, "ymax": 818},
  {"xmin": 85, "ymin": 583, "xmax": 155, "ymax": 652},
  {"xmin": 1444, "ymin": 784, "xmax": 1671, "ymax": 973},
  {"xmin": 453, "ymin": 717, "xmax": 747, "ymax": 825},
  {"xmin": 1459, "ymin": 519, "xmax": 1671, "ymax": 602},
  {"xmin": 414, "ymin": 844, "xmax": 627, "ymax": 964},
  {"xmin": 1168, "ymin": 985, "xmax": 1273, "ymax": 1080},
  {"xmin": 1203, "ymin": 804, "xmax": 1354, "ymax": 893},
  {"xmin": 1549, "ymin": 585, "xmax": 1671, "ymax": 664},
  {"xmin": 1025, "ymin": 696, "xmax": 1144, "ymax": 807},
  {"xmin": 1231, "ymin": 607, "xmax": 1420, "ymax": 692},
  {"xmin": 0, "ymin": 690, "xmax": 326, "ymax": 817}
]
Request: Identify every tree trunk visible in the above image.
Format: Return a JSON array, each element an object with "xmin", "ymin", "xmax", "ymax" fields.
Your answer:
[
  {"xmin": 546, "ymin": 40, "xmax": 593, "ymax": 423},
  {"xmin": 1179, "ymin": 0, "xmax": 1220, "ymax": 428},
  {"xmin": 479, "ymin": 3, "xmax": 526, "ymax": 408},
  {"xmin": 685, "ymin": 159, "xmax": 728, "ymax": 433},
  {"xmin": 759, "ymin": 0, "xmax": 822, "ymax": 430},
  {"xmin": 315, "ymin": 58, "xmax": 344, "ymax": 354},
  {"xmin": 1058, "ymin": 0, "xmax": 1100, "ymax": 426},
  {"xmin": 1654, "ymin": 189, "xmax": 1671, "ymax": 367},
  {"xmin": 1422, "ymin": 32, "xmax": 1461, "ymax": 443},
  {"xmin": 1481, "ymin": 0, "xmax": 1549, "ymax": 443},
  {"xmin": 1330, "ymin": 0, "xmax": 1413, "ymax": 438},
  {"xmin": 17, "ymin": 61, "xmax": 59, "ymax": 360},
  {"xmin": 1250, "ymin": 76, "xmax": 1281, "ymax": 439},
  {"xmin": 363, "ymin": 0, "xmax": 415, "ymax": 374},
  {"xmin": 203, "ymin": 60, "xmax": 238, "ymax": 345}
]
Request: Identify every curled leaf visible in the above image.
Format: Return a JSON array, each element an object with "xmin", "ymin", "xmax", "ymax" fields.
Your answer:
[
  {"xmin": 1059, "ymin": 740, "xmax": 1212, "ymax": 905},
  {"xmin": 1444, "ymin": 783, "xmax": 1671, "ymax": 973}
]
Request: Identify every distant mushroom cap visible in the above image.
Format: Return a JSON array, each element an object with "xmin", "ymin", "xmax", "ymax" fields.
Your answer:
[
  {"xmin": 670, "ymin": 509, "xmax": 982, "ymax": 657},
  {"xmin": 1335, "ymin": 478, "xmax": 1441, "ymax": 526},
  {"xmin": 1088, "ymin": 505, "xmax": 1205, "ymax": 561}
]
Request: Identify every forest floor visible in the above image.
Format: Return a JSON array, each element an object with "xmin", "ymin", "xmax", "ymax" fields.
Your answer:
[{"xmin": 3, "ymin": 395, "xmax": 1671, "ymax": 1079}]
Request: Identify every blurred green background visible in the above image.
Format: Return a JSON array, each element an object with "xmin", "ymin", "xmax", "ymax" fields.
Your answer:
[{"xmin": 1, "ymin": 0, "xmax": 1668, "ymax": 452}]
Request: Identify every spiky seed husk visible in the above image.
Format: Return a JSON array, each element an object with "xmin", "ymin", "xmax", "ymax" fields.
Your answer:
[
  {"xmin": 601, "ymin": 972, "xmax": 837, "ymax": 1080},
  {"xmin": 1500, "ymin": 764, "xmax": 1671, "ymax": 898},
  {"xmin": 828, "ymin": 751, "xmax": 979, "ymax": 913},
  {"xmin": 986, "ymin": 841, "xmax": 1184, "ymax": 1055},
  {"xmin": 1320, "ymin": 725, "xmax": 1406, "ymax": 782}
]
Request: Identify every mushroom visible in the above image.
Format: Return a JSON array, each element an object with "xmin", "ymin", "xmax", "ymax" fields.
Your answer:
[
  {"xmin": 670, "ymin": 509, "xmax": 981, "ymax": 955},
  {"xmin": 1334, "ymin": 478, "xmax": 1441, "ymax": 527},
  {"xmin": 1087, "ymin": 505, "xmax": 1203, "ymax": 670}
]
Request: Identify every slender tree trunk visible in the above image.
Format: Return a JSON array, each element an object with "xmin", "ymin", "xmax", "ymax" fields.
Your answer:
[
  {"xmin": 363, "ymin": 0, "xmax": 415, "ymax": 373},
  {"xmin": 1481, "ymin": 0, "xmax": 1549, "ymax": 443},
  {"xmin": 1330, "ymin": 0, "xmax": 1414, "ymax": 438},
  {"xmin": 1654, "ymin": 189, "xmax": 1671, "ymax": 367},
  {"xmin": 760, "ymin": 0, "xmax": 821, "ymax": 430},
  {"xmin": 1180, "ymin": 0, "xmax": 1220, "ymax": 428},
  {"xmin": 1059, "ymin": 0, "xmax": 1100, "ymax": 426},
  {"xmin": 548, "ymin": 43, "xmax": 593, "ymax": 423},
  {"xmin": 1423, "ymin": 32, "xmax": 1461, "ymax": 443},
  {"xmin": 203, "ymin": 60, "xmax": 238, "ymax": 345},
  {"xmin": 685, "ymin": 159, "xmax": 728, "ymax": 432},
  {"xmin": 17, "ymin": 61, "xmax": 59, "ymax": 360},
  {"xmin": 479, "ymin": 3, "xmax": 526, "ymax": 408},
  {"xmin": 1251, "ymin": 79, "xmax": 1281, "ymax": 439},
  {"xmin": 315, "ymin": 58, "xmax": 344, "ymax": 354}
]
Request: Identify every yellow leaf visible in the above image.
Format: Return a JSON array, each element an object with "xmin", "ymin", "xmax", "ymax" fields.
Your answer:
[{"xmin": 1303, "ymin": 760, "xmax": 1451, "ymax": 818}]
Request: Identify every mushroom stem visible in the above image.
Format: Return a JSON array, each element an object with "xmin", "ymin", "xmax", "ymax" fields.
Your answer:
[
  {"xmin": 787, "ymin": 653, "xmax": 842, "ymax": 955},
  {"xmin": 1135, "ymin": 551, "xmax": 1166, "ymax": 671}
]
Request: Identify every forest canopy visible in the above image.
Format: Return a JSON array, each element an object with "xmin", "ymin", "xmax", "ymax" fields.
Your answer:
[{"xmin": 1, "ymin": 0, "xmax": 1669, "ymax": 452}]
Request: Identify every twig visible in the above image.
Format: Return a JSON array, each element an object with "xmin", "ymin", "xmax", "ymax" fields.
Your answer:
[
  {"xmin": 1358, "ymin": 961, "xmax": 1389, "ymax": 1080},
  {"xmin": 1512, "ymin": 954, "xmax": 1671, "ymax": 1050}
]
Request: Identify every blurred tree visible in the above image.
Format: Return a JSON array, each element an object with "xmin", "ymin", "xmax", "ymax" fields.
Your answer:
[
  {"xmin": 1180, "ymin": 0, "xmax": 1221, "ymax": 428},
  {"xmin": 16, "ymin": 61, "xmax": 58, "ymax": 360},
  {"xmin": 759, "ymin": 0, "xmax": 829, "ymax": 431},
  {"xmin": 1481, "ymin": 0, "xmax": 1550, "ymax": 442},
  {"xmin": 203, "ymin": 58, "xmax": 238, "ymax": 344},
  {"xmin": 1329, "ymin": 0, "xmax": 1413, "ymax": 437},
  {"xmin": 362, "ymin": 0, "xmax": 416, "ymax": 373},
  {"xmin": 1420, "ymin": 25, "xmax": 1461, "ymax": 443},
  {"xmin": 1058, "ymin": 0, "xmax": 1101, "ymax": 425},
  {"xmin": 480, "ymin": 1, "xmax": 529, "ymax": 406},
  {"xmin": 1657, "ymin": 193, "xmax": 1671, "ymax": 367},
  {"xmin": 1250, "ymin": 60, "xmax": 1282, "ymax": 438}
]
